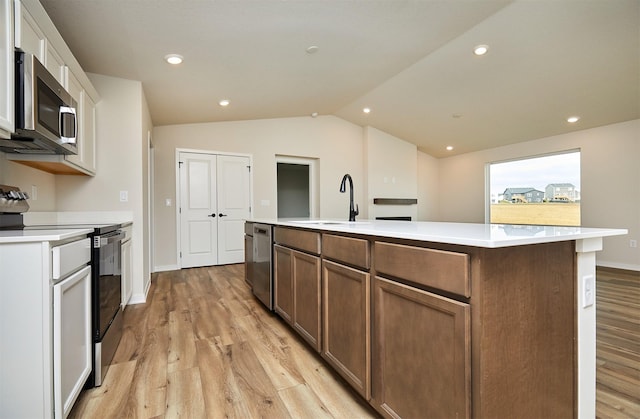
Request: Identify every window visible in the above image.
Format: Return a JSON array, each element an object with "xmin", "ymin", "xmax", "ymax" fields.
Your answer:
[{"xmin": 488, "ymin": 151, "xmax": 581, "ymax": 226}]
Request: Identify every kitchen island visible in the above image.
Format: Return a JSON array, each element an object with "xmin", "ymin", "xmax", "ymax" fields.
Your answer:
[{"xmin": 246, "ymin": 219, "xmax": 626, "ymax": 419}]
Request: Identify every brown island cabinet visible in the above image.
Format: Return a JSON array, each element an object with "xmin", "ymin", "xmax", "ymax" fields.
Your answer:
[{"xmin": 247, "ymin": 220, "xmax": 626, "ymax": 419}]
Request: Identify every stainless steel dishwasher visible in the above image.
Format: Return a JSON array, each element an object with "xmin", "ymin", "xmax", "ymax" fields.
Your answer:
[{"xmin": 252, "ymin": 223, "xmax": 273, "ymax": 310}]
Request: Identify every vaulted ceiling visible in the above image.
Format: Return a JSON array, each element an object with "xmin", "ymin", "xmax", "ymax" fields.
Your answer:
[{"xmin": 40, "ymin": 0, "xmax": 639, "ymax": 157}]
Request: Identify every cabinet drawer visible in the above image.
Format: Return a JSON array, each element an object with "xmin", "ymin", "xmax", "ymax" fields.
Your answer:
[
  {"xmin": 52, "ymin": 238, "xmax": 91, "ymax": 281},
  {"xmin": 323, "ymin": 234, "xmax": 370, "ymax": 269},
  {"xmin": 374, "ymin": 242, "xmax": 470, "ymax": 297},
  {"xmin": 274, "ymin": 227, "xmax": 320, "ymax": 255}
]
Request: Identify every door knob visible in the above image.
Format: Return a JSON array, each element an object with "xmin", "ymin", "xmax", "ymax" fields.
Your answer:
[
  {"xmin": 219, "ymin": 213, "xmax": 228, "ymax": 217},
  {"xmin": 208, "ymin": 213, "xmax": 216, "ymax": 217}
]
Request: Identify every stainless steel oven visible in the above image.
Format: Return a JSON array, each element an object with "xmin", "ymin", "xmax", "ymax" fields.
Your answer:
[{"xmin": 91, "ymin": 227, "xmax": 125, "ymax": 386}]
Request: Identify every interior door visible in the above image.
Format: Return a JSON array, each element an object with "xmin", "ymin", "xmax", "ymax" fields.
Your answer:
[
  {"xmin": 179, "ymin": 152, "xmax": 218, "ymax": 268},
  {"xmin": 217, "ymin": 155, "xmax": 251, "ymax": 264}
]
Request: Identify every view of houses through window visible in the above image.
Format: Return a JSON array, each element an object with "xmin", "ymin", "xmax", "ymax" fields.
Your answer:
[{"xmin": 488, "ymin": 151, "xmax": 581, "ymax": 226}]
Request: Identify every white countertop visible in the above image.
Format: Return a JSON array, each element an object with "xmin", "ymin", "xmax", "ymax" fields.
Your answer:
[
  {"xmin": 251, "ymin": 219, "xmax": 628, "ymax": 248},
  {"xmin": 0, "ymin": 228, "xmax": 94, "ymax": 244}
]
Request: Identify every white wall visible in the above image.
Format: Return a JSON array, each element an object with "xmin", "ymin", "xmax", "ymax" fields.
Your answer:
[
  {"xmin": 434, "ymin": 119, "xmax": 640, "ymax": 270},
  {"xmin": 364, "ymin": 126, "xmax": 418, "ymax": 220},
  {"xmin": 417, "ymin": 150, "xmax": 439, "ymax": 221},
  {"xmin": 55, "ymin": 73, "xmax": 151, "ymax": 302},
  {"xmin": 0, "ymin": 154, "xmax": 57, "ymax": 211},
  {"xmin": 152, "ymin": 115, "xmax": 364, "ymax": 269}
]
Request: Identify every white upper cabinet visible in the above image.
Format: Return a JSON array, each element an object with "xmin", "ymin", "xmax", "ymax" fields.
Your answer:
[
  {"xmin": 45, "ymin": 41, "xmax": 65, "ymax": 86},
  {"xmin": 6, "ymin": 0, "xmax": 100, "ymax": 175},
  {"xmin": 14, "ymin": 1, "xmax": 44, "ymax": 60},
  {"xmin": 0, "ymin": 0, "xmax": 14, "ymax": 139},
  {"xmin": 15, "ymin": 1, "xmax": 65, "ymax": 86},
  {"xmin": 65, "ymin": 69, "xmax": 96, "ymax": 175}
]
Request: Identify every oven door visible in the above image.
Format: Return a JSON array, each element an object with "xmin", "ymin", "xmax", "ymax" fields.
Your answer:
[{"xmin": 95, "ymin": 230, "xmax": 124, "ymax": 339}]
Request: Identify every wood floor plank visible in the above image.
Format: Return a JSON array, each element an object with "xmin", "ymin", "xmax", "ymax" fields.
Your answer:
[
  {"xmin": 228, "ymin": 340, "xmax": 292, "ymax": 418},
  {"xmin": 121, "ymin": 325, "xmax": 170, "ymax": 418},
  {"xmin": 278, "ymin": 383, "xmax": 334, "ymax": 418},
  {"xmin": 165, "ymin": 367, "xmax": 207, "ymax": 418},
  {"xmin": 167, "ymin": 309, "xmax": 198, "ymax": 373},
  {"xmin": 112, "ymin": 304, "xmax": 149, "ymax": 364},
  {"xmin": 69, "ymin": 360, "xmax": 137, "ymax": 418},
  {"xmin": 234, "ymin": 312, "xmax": 306, "ymax": 391},
  {"xmin": 289, "ymin": 343, "xmax": 375, "ymax": 418},
  {"xmin": 197, "ymin": 337, "xmax": 254, "ymax": 418}
]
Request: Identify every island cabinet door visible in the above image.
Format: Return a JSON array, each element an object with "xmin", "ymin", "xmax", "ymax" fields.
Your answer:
[
  {"xmin": 322, "ymin": 260, "xmax": 371, "ymax": 400},
  {"xmin": 292, "ymin": 250, "xmax": 321, "ymax": 351},
  {"xmin": 274, "ymin": 244, "xmax": 293, "ymax": 324},
  {"xmin": 372, "ymin": 276, "xmax": 471, "ymax": 419}
]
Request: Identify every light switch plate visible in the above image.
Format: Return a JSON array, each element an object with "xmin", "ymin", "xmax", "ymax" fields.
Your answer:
[
  {"xmin": 583, "ymin": 274, "xmax": 594, "ymax": 308},
  {"xmin": 119, "ymin": 191, "xmax": 128, "ymax": 202}
]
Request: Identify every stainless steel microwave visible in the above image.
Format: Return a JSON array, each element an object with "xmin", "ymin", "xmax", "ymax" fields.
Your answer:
[{"xmin": 0, "ymin": 51, "xmax": 77, "ymax": 155}]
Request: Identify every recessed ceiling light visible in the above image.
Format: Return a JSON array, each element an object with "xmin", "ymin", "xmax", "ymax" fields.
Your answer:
[
  {"xmin": 446, "ymin": 146, "xmax": 454, "ymax": 151},
  {"xmin": 473, "ymin": 45, "xmax": 489, "ymax": 56},
  {"xmin": 306, "ymin": 45, "xmax": 319, "ymax": 54},
  {"xmin": 164, "ymin": 54, "xmax": 183, "ymax": 65},
  {"xmin": 567, "ymin": 116, "xmax": 580, "ymax": 123},
  {"xmin": 363, "ymin": 107, "xmax": 371, "ymax": 114},
  {"xmin": 219, "ymin": 99, "xmax": 230, "ymax": 107}
]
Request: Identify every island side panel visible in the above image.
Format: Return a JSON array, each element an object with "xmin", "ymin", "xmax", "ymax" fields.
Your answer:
[
  {"xmin": 575, "ymin": 237, "xmax": 603, "ymax": 419},
  {"xmin": 471, "ymin": 241, "xmax": 576, "ymax": 418}
]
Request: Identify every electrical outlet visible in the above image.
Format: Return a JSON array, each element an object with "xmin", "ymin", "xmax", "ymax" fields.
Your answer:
[
  {"xmin": 119, "ymin": 191, "xmax": 128, "ymax": 202},
  {"xmin": 631, "ymin": 239, "xmax": 638, "ymax": 248},
  {"xmin": 582, "ymin": 274, "xmax": 594, "ymax": 308},
  {"xmin": 165, "ymin": 198, "xmax": 172, "ymax": 207}
]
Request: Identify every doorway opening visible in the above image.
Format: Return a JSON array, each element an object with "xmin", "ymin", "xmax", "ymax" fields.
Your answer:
[{"xmin": 276, "ymin": 156, "xmax": 318, "ymax": 219}]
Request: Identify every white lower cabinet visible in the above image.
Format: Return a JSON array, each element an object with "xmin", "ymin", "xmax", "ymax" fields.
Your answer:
[
  {"xmin": 53, "ymin": 265, "xmax": 92, "ymax": 418},
  {"xmin": 0, "ymin": 235, "xmax": 92, "ymax": 418}
]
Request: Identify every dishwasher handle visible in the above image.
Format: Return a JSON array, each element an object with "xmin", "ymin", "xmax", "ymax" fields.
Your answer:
[{"xmin": 254, "ymin": 227, "xmax": 269, "ymax": 236}]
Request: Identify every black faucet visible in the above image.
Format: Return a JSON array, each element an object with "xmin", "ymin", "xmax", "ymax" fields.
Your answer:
[{"xmin": 339, "ymin": 174, "xmax": 359, "ymax": 221}]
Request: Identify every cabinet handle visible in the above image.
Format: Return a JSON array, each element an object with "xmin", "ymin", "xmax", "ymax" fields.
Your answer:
[
  {"xmin": 219, "ymin": 213, "xmax": 228, "ymax": 217},
  {"xmin": 208, "ymin": 213, "xmax": 216, "ymax": 217}
]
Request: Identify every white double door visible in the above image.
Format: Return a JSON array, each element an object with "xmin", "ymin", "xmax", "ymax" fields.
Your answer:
[{"xmin": 179, "ymin": 152, "xmax": 251, "ymax": 268}]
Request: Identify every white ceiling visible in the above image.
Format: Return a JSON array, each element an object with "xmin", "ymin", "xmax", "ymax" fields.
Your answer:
[{"xmin": 40, "ymin": 0, "xmax": 639, "ymax": 158}]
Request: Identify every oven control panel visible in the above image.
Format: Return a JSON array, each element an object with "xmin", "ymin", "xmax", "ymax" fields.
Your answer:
[{"xmin": 0, "ymin": 184, "xmax": 30, "ymax": 213}]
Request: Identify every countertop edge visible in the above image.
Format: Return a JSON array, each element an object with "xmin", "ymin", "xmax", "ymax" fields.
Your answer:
[
  {"xmin": 0, "ymin": 228, "xmax": 94, "ymax": 244},
  {"xmin": 247, "ymin": 219, "xmax": 628, "ymax": 248}
]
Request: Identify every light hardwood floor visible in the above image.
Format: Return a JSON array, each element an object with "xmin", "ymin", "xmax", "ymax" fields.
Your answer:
[
  {"xmin": 70, "ymin": 265, "xmax": 639, "ymax": 418},
  {"xmin": 69, "ymin": 264, "xmax": 377, "ymax": 419},
  {"xmin": 595, "ymin": 267, "xmax": 640, "ymax": 419}
]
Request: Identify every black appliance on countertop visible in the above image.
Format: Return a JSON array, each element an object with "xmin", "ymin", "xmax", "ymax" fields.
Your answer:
[{"xmin": 0, "ymin": 184, "xmax": 125, "ymax": 388}]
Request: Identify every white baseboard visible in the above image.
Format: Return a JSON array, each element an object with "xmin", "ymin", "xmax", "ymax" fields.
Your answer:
[
  {"xmin": 153, "ymin": 264, "xmax": 179, "ymax": 273},
  {"xmin": 597, "ymin": 260, "xmax": 640, "ymax": 272},
  {"xmin": 128, "ymin": 293, "xmax": 147, "ymax": 305},
  {"xmin": 126, "ymin": 278, "xmax": 152, "ymax": 306}
]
